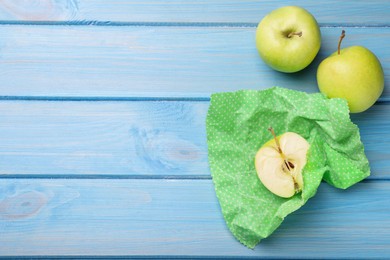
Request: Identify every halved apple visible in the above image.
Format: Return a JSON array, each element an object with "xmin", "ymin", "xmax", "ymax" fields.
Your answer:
[{"xmin": 255, "ymin": 128, "xmax": 310, "ymax": 198}]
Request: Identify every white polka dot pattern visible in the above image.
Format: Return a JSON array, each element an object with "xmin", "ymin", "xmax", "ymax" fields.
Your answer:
[{"xmin": 206, "ymin": 87, "xmax": 370, "ymax": 248}]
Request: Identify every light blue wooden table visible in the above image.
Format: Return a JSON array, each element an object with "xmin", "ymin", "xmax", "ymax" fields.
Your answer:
[{"xmin": 0, "ymin": 1, "xmax": 389, "ymax": 259}]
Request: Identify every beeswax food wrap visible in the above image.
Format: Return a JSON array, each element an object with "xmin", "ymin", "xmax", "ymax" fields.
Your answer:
[{"xmin": 206, "ymin": 87, "xmax": 370, "ymax": 248}]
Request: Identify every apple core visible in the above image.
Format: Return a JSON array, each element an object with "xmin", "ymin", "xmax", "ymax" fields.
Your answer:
[{"xmin": 255, "ymin": 128, "xmax": 310, "ymax": 198}]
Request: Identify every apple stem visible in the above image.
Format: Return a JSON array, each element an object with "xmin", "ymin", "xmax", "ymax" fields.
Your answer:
[
  {"xmin": 268, "ymin": 127, "xmax": 282, "ymax": 154},
  {"xmin": 268, "ymin": 127, "xmax": 300, "ymax": 193},
  {"xmin": 268, "ymin": 127, "xmax": 293, "ymax": 172},
  {"xmin": 338, "ymin": 30, "xmax": 346, "ymax": 55},
  {"xmin": 287, "ymin": 31, "xmax": 302, "ymax": 38}
]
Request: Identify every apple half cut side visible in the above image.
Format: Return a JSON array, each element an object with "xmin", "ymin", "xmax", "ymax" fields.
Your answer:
[{"xmin": 255, "ymin": 128, "xmax": 310, "ymax": 198}]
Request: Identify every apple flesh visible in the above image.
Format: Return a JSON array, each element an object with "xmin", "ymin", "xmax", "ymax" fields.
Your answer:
[
  {"xmin": 317, "ymin": 31, "xmax": 384, "ymax": 113},
  {"xmin": 255, "ymin": 6, "xmax": 321, "ymax": 73},
  {"xmin": 255, "ymin": 129, "xmax": 310, "ymax": 198}
]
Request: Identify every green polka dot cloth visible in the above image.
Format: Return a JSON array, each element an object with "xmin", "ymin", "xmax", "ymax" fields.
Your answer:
[{"xmin": 206, "ymin": 87, "xmax": 370, "ymax": 248}]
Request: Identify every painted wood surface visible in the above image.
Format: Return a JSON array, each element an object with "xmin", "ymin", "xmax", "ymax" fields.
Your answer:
[
  {"xmin": 0, "ymin": 1, "xmax": 388, "ymax": 25},
  {"xmin": 0, "ymin": 101, "xmax": 209, "ymax": 177},
  {"xmin": 0, "ymin": 101, "xmax": 389, "ymax": 179},
  {"xmin": 1, "ymin": 179, "xmax": 390, "ymax": 258},
  {"xmin": 0, "ymin": 0, "xmax": 389, "ymax": 258},
  {"xmin": 0, "ymin": 26, "xmax": 388, "ymax": 99}
]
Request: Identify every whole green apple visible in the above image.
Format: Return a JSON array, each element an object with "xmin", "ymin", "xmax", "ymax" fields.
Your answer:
[
  {"xmin": 255, "ymin": 6, "xmax": 321, "ymax": 73},
  {"xmin": 317, "ymin": 30, "xmax": 384, "ymax": 113}
]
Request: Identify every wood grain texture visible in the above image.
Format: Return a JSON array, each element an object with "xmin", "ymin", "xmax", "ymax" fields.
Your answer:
[
  {"xmin": 0, "ymin": 1, "xmax": 388, "ymax": 258},
  {"xmin": 0, "ymin": 0, "xmax": 388, "ymax": 25},
  {"xmin": 0, "ymin": 26, "xmax": 388, "ymax": 99},
  {"xmin": 0, "ymin": 101, "xmax": 389, "ymax": 179},
  {"xmin": 0, "ymin": 101, "xmax": 208, "ymax": 176},
  {"xmin": 1, "ymin": 179, "xmax": 389, "ymax": 257},
  {"xmin": 0, "ymin": 0, "xmax": 78, "ymax": 21}
]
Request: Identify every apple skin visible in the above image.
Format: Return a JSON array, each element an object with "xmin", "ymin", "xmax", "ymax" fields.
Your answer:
[
  {"xmin": 317, "ymin": 46, "xmax": 384, "ymax": 113},
  {"xmin": 255, "ymin": 6, "xmax": 321, "ymax": 73}
]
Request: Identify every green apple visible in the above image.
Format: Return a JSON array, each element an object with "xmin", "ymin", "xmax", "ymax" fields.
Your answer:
[
  {"xmin": 317, "ymin": 30, "xmax": 384, "ymax": 113},
  {"xmin": 255, "ymin": 127, "xmax": 310, "ymax": 198},
  {"xmin": 255, "ymin": 6, "xmax": 321, "ymax": 73}
]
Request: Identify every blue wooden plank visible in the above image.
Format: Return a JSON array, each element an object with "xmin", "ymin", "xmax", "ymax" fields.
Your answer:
[
  {"xmin": 0, "ymin": 1, "xmax": 388, "ymax": 25},
  {"xmin": 0, "ymin": 1, "xmax": 388, "ymax": 259},
  {"xmin": 0, "ymin": 101, "xmax": 389, "ymax": 179},
  {"xmin": 0, "ymin": 179, "xmax": 389, "ymax": 258},
  {"xmin": 0, "ymin": 100, "xmax": 208, "ymax": 177},
  {"xmin": 0, "ymin": 26, "xmax": 388, "ymax": 99}
]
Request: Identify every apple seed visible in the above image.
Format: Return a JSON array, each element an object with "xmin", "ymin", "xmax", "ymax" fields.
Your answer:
[
  {"xmin": 255, "ymin": 128, "xmax": 309, "ymax": 198},
  {"xmin": 268, "ymin": 127, "xmax": 297, "ymax": 179}
]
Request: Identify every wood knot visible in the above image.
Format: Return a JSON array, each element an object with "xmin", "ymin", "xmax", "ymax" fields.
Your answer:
[{"xmin": 0, "ymin": 191, "xmax": 48, "ymax": 220}]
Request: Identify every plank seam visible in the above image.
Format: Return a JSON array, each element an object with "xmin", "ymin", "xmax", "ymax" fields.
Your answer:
[
  {"xmin": 0, "ymin": 175, "xmax": 388, "ymax": 182},
  {"xmin": 0, "ymin": 256, "xmax": 311, "ymax": 260},
  {"xmin": 1, "ymin": 96, "xmax": 390, "ymax": 103},
  {"xmin": 0, "ymin": 20, "xmax": 388, "ymax": 28},
  {"xmin": 0, "ymin": 174, "xmax": 213, "ymax": 180},
  {"xmin": 0, "ymin": 96, "xmax": 211, "ymax": 102}
]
